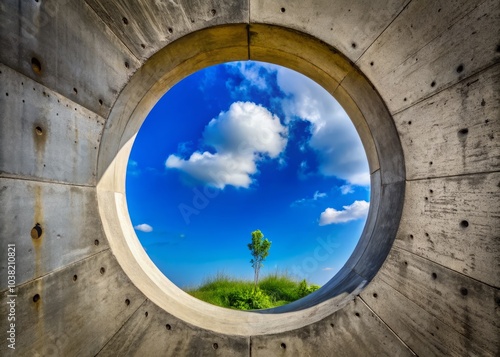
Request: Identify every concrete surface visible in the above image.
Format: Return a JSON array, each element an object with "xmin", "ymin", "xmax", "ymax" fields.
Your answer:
[{"xmin": 0, "ymin": 0, "xmax": 499, "ymax": 355}]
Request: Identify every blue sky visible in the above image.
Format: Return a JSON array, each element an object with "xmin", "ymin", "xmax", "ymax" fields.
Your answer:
[{"xmin": 126, "ymin": 61, "xmax": 370, "ymax": 288}]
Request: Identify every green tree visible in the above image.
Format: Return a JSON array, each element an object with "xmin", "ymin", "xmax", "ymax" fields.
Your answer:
[{"xmin": 248, "ymin": 230, "xmax": 272, "ymax": 288}]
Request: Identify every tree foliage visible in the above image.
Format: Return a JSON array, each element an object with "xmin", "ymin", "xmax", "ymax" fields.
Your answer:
[{"xmin": 247, "ymin": 230, "xmax": 271, "ymax": 288}]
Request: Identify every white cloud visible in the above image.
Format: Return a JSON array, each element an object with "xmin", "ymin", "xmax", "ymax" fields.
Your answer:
[
  {"xmin": 203, "ymin": 101, "xmax": 287, "ymax": 157},
  {"xmin": 166, "ymin": 101, "xmax": 287, "ymax": 189},
  {"xmin": 228, "ymin": 61, "xmax": 370, "ymax": 187},
  {"xmin": 291, "ymin": 190, "xmax": 327, "ymax": 207},
  {"xmin": 224, "ymin": 62, "xmax": 277, "ymax": 99},
  {"xmin": 134, "ymin": 223, "xmax": 153, "ymax": 232},
  {"xmin": 322, "ymin": 267, "xmax": 334, "ymax": 271},
  {"xmin": 166, "ymin": 151, "xmax": 256, "ymax": 188},
  {"xmin": 340, "ymin": 184, "xmax": 354, "ymax": 195},
  {"xmin": 127, "ymin": 160, "xmax": 141, "ymax": 176},
  {"xmin": 319, "ymin": 200, "xmax": 370, "ymax": 225},
  {"xmin": 276, "ymin": 68, "xmax": 370, "ymax": 186},
  {"xmin": 313, "ymin": 191, "xmax": 327, "ymax": 200}
]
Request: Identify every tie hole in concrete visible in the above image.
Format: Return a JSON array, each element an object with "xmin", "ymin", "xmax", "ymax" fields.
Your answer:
[{"xmin": 31, "ymin": 57, "xmax": 42, "ymax": 75}]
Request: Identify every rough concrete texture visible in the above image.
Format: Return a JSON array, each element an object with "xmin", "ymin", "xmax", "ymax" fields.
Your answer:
[{"xmin": 1, "ymin": 0, "xmax": 499, "ymax": 356}]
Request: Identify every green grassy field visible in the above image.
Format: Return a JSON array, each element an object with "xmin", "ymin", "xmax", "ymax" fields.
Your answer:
[{"xmin": 184, "ymin": 273, "xmax": 320, "ymax": 310}]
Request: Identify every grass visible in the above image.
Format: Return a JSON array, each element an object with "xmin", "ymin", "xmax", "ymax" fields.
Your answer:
[{"xmin": 184, "ymin": 272, "xmax": 320, "ymax": 310}]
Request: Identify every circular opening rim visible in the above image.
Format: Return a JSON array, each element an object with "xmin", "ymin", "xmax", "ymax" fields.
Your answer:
[{"xmin": 96, "ymin": 24, "xmax": 405, "ymax": 336}]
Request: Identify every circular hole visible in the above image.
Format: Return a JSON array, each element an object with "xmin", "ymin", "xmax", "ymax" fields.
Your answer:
[
  {"xmin": 409, "ymin": 234, "xmax": 414, "ymax": 239},
  {"xmin": 165, "ymin": 324, "xmax": 172, "ymax": 330},
  {"xmin": 73, "ymin": 88, "xmax": 78, "ymax": 95},
  {"xmin": 403, "ymin": 97, "xmax": 407, "ymax": 101},
  {"xmin": 73, "ymin": 275, "xmax": 78, "ymax": 281},
  {"xmin": 141, "ymin": 44, "xmax": 146, "ymax": 49},
  {"xmin": 168, "ymin": 28, "xmax": 173, "ymax": 34},
  {"xmin": 30, "ymin": 223, "xmax": 42, "ymax": 239},
  {"xmin": 404, "ymin": 261, "xmax": 408, "ymax": 266},
  {"xmin": 431, "ymin": 273, "xmax": 437, "ymax": 280},
  {"xmin": 94, "ymin": 239, "xmax": 100, "ymax": 246},
  {"xmin": 425, "ymin": 197, "xmax": 428, "ymax": 201},
  {"xmin": 33, "ymin": 294, "xmax": 40, "ymax": 303},
  {"xmin": 408, "ymin": 120, "xmax": 412, "ymax": 125},
  {"xmin": 35, "ymin": 126, "xmax": 43, "ymax": 136},
  {"xmin": 372, "ymin": 293, "xmax": 378, "ymax": 298},
  {"xmin": 145, "ymin": 311, "xmax": 149, "ymax": 317},
  {"xmin": 430, "ymin": 81, "xmax": 436, "ymax": 87},
  {"xmin": 330, "ymin": 323, "xmax": 334, "ymax": 328},
  {"xmin": 458, "ymin": 128, "xmax": 469, "ymax": 136},
  {"xmin": 99, "ymin": 99, "xmax": 103, "ymax": 106},
  {"xmin": 460, "ymin": 287, "xmax": 468, "ymax": 296},
  {"xmin": 100, "ymin": 27, "xmax": 406, "ymax": 335},
  {"xmin": 5, "ymin": 92, "xmax": 8, "ymax": 96},
  {"xmin": 280, "ymin": 7, "xmax": 285, "ymax": 13},
  {"xmin": 280, "ymin": 343, "xmax": 286, "ymax": 349},
  {"xmin": 355, "ymin": 312, "xmax": 360, "ymax": 317},
  {"xmin": 370, "ymin": 61, "xmax": 374, "ymax": 66},
  {"xmin": 122, "ymin": 17, "xmax": 129, "ymax": 25},
  {"xmin": 456, "ymin": 64, "xmax": 464, "ymax": 73},
  {"xmin": 126, "ymin": 61, "xmax": 373, "ymax": 312},
  {"xmin": 351, "ymin": 42, "xmax": 357, "ymax": 49},
  {"xmin": 425, "ymin": 233, "xmax": 429, "ymax": 237},
  {"xmin": 429, "ymin": 189, "xmax": 433, "ymax": 194},
  {"xmin": 31, "ymin": 57, "xmax": 42, "ymax": 74},
  {"xmin": 125, "ymin": 298, "xmax": 130, "ymax": 305},
  {"xmin": 125, "ymin": 62, "xmax": 130, "ymax": 69},
  {"xmin": 210, "ymin": 9, "xmax": 216, "ymax": 16},
  {"xmin": 100, "ymin": 267, "xmax": 106, "ymax": 275},
  {"xmin": 460, "ymin": 220, "xmax": 469, "ymax": 228},
  {"xmin": 429, "ymin": 161, "xmax": 433, "ymax": 165},
  {"xmin": 212, "ymin": 343, "xmax": 219, "ymax": 350}
]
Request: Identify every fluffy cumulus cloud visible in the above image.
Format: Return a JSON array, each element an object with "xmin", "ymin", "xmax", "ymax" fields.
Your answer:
[
  {"xmin": 319, "ymin": 200, "xmax": 370, "ymax": 225},
  {"xmin": 276, "ymin": 68, "xmax": 369, "ymax": 186},
  {"xmin": 166, "ymin": 101, "xmax": 287, "ymax": 189},
  {"xmin": 134, "ymin": 223, "xmax": 153, "ymax": 232},
  {"xmin": 230, "ymin": 62, "xmax": 370, "ymax": 187}
]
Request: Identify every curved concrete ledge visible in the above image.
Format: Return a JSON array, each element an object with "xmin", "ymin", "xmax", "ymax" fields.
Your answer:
[{"xmin": 1, "ymin": 0, "xmax": 498, "ymax": 355}]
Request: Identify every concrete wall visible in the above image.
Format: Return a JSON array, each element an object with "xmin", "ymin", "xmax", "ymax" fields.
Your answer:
[{"xmin": 1, "ymin": 0, "xmax": 498, "ymax": 355}]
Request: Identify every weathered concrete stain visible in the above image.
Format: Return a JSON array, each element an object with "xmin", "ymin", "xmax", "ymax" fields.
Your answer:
[{"xmin": 32, "ymin": 185, "xmax": 44, "ymax": 280}]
